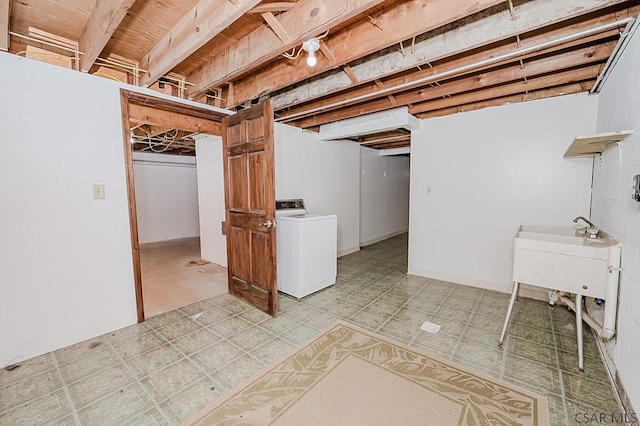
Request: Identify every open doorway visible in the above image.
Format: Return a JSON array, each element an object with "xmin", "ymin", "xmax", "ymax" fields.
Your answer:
[
  {"xmin": 359, "ymin": 146, "xmax": 411, "ymax": 248},
  {"xmin": 132, "ymin": 152, "xmax": 227, "ymax": 317},
  {"xmin": 119, "ymin": 89, "xmax": 230, "ymax": 322}
]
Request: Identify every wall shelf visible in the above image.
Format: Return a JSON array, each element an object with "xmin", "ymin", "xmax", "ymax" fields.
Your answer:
[{"xmin": 564, "ymin": 130, "xmax": 634, "ymax": 158}]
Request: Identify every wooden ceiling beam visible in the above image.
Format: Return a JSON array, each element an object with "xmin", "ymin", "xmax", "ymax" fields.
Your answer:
[
  {"xmin": 231, "ymin": 0, "xmax": 505, "ymax": 107},
  {"xmin": 290, "ymin": 52, "xmax": 605, "ymax": 128},
  {"xmin": 128, "ymin": 103, "xmax": 222, "ymax": 135},
  {"xmin": 416, "ymin": 82, "xmax": 593, "ymax": 119},
  {"xmin": 278, "ymin": 9, "xmax": 627, "ymax": 122},
  {"xmin": 409, "ymin": 67, "xmax": 599, "ymax": 115},
  {"xmin": 78, "ymin": 0, "xmax": 136, "ymax": 72},
  {"xmin": 269, "ymin": 0, "xmax": 631, "ymax": 110},
  {"xmin": 0, "ymin": 0, "xmax": 9, "ymax": 51},
  {"xmin": 186, "ymin": 0, "xmax": 388, "ymax": 98},
  {"xmin": 360, "ymin": 135, "xmax": 411, "ymax": 145},
  {"xmin": 365, "ymin": 140, "xmax": 411, "ymax": 150},
  {"xmin": 139, "ymin": 0, "xmax": 262, "ymax": 87}
]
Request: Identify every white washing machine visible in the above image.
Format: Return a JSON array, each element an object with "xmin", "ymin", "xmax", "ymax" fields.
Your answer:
[{"xmin": 275, "ymin": 199, "xmax": 337, "ymax": 298}]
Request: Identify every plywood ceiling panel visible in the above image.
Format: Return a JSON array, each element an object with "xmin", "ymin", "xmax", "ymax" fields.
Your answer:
[
  {"xmin": 10, "ymin": 0, "xmax": 94, "ymax": 41},
  {"xmin": 103, "ymin": 0, "xmax": 200, "ymax": 60}
]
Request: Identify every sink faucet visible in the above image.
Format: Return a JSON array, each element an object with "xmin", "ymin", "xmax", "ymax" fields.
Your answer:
[{"xmin": 573, "ymin": 216, "xmax": 599, "ymax": 239}]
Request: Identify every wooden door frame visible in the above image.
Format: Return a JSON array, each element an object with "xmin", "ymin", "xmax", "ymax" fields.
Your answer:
[{"xmin": 119, "ymin": 89, "xmax": 228, "ymax": 322}]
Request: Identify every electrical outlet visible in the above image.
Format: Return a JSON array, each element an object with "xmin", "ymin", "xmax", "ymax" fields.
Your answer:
[
  {"xmin": 425, "ymin": 185, "xmax": 432, "ymax": 196},
  {"xmin": 92, "ymin": 184, "xmax": 105, "ymax": 200}
]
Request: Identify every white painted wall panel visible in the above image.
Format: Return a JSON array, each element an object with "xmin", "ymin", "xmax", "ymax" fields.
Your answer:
[
  {"xmin": 274, "ymin": 124, "xmax": 360, "ymax": 256},
  {"xmin": 408, "ymin": 93, "xmax": 597, "ymax": 293},
  {"xmin": 592, "ymin": 26, "xmax": 640, "ymax": 413},
  {"xmin": 360, "ymin": 147, "xmax": 410, "ymax": 245},
  {"xmin": 0, "ymin": 52, "xmax": 231, "ymax": 367},
  {"xmin": 133, "ymin": 152, "xmax": 199, "ymax": 244},
  {"xmin": 195, "ymin": 136, "xmax": 227, "ymax": 267},
  {"xmin": 0, "ymin": 54, "xmax": 137, "ymax": 367}
]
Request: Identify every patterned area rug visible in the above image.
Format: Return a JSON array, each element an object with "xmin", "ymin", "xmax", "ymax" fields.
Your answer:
[{"xmin": 185, "ymin": 321, "xmax": 549, "ymax": 425}]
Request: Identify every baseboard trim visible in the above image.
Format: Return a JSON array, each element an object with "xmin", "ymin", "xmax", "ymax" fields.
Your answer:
[
  {"xmin": 593, "ymin": 337, "xmax": 633, "ymax": 415},
  {"xmin": 406, "ymin": 268, "xmax": 549, "ymax": 301},
  {"xmin": 360, "ymin": 228, "xmax": 408, "ymax": 247},
  {"xmin": 338, "ymin": 247, "xmax": 360, "ymax": 258},
  {"xmin": 407, "ymin": 268, "xmax": 511, "ymax": 293}
]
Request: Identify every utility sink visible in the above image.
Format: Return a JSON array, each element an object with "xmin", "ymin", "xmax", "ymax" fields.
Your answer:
[
  {"xmin": 501, "ymin": 224, "xmax": 621, "ymax": 372},
  {"xmin": 513, "ymin": 225, "xmax": 619, "ymax": 298}
]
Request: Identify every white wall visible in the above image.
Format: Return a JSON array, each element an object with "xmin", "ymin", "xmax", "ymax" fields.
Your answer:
[
  {"xmin": 360, "ymin": 147, "xmax": 410, "ymax": 245},
  {"xmin": 0, "ymin": 53, "xmax": 137, "ymax": 367},
  {"xmin": 0, "ymin": 53, "xmax": 231, "ymax": 367},
  {"xmin": 195, "ymin": 136, "xmax": 227, "ymax": 267},
  {"xmin": 133, "ymin": 152, "xmax": 199, "ymax": 244},
  {"xmin": 591, "ymin": 27, "xmax": 640, "ymax": 413},
  {"xmin": 274, "ymin": 123, "xmax": 361, "ymax": 256},
  {"xmin": 408, "ymin": 93, "xmax": 597, "ymax": 293}
]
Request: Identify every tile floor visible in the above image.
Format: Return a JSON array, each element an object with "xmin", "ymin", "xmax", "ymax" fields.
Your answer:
[{"xmin": 0, "ymin": 234, "xmax": 623, "ymax": 425}]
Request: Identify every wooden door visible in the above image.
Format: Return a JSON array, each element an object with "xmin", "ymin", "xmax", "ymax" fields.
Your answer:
[{"xmin": 222, "ymin": 101, "xmax": 277, "ymax": 316}]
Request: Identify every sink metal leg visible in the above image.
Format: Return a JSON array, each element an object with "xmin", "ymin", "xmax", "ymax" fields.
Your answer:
[
  {"xmin": 575, "ymin": 293, "xmax": 584, "ymax": 372},
  {"xmin": 499, "ymin": 281, "xmax": 519, "ymax": 346}
]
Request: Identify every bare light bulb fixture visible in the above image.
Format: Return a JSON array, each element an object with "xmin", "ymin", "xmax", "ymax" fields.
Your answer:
[{"xmin": 302, "ymin": 38, "xmax": 320, "ymax": 67}]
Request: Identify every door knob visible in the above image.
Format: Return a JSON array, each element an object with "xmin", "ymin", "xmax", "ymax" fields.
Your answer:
[{"xmin": 259, "ymin": 220, "xmax": 274, "ymax": 228}]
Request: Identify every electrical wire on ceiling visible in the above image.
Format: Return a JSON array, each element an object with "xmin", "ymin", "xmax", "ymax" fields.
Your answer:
[
  {"xmin": 281, "ymin": 30, "xmax": 329, "ymax": 60},
  {"xmin": 15, "ymin": 50, "xmax": 74, "ymax": 60},
  {"xmin": 131, "ymin": 128, "xmax": 187, "ymax": 154},
  {"xmin": 92, "ymin": 72, "xmax": 124, "ymax": 82}
]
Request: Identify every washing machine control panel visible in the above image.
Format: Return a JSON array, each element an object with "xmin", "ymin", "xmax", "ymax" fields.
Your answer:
[{"xmin": 275, "ymin": 199, "xmax": 306, "ymax": 212}]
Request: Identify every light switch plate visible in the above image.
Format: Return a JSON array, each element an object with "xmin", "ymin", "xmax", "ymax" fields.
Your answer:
[{"xmin": 93, "ymin": 184, "xmax": 105, "ymax": 200}]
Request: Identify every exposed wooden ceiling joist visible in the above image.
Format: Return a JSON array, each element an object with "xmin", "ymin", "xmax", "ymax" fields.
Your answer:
[
  {"xmin": 186, "ymin": 0, "xmax": 388, "ymax": 97},
  {"xmin": 278, "ymin": 5, "xmax": 636, "ymax": 127},
  {"xmin": 232, "ymin": 0, "xmax": 505, "ymax": 107},
  {"xmin": 78, "ymin": 0, "xmax": 136, "ymax": 72},
  {"xmin": 284, "ymin": 36, "xmax": 615, "ymax": 127},
  {"xmin": 270, "ymin": 0, "xmax": 631, "ymax": 111},
  {"xmin": 416, "ymin": 81, "xmax": 593, "ymax": 119},
  {"xmin": 0, "ymin": 0, "xmax": 9, "ymax": 51},
  {"xmin": 277, "ymin": 9, "xmax": 629, "ymax": 123},
  {"xmin": 364, "ymin": 139, "xmax": 411, "ymax": 150},
  {"xmin": 6, "ymin": 0, "xmax": 639, "ymax": 154},
  {"xmin": 139, "ymin": 0, "xmax": 262, "ymax": 87},
  {"xmin": 409, "ymin": 66, "xmax": 599, "ymax": 116},
  {"xmin": 128, "ymin": 103, "xmax": 222, "ymax": 135},
  {"xmin": 290, "ymin": 55, "xmax": 604, "ymax": 128}
]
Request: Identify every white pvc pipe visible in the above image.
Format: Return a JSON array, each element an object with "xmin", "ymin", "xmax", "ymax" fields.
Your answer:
[
  {"xmin": 591, "ymin": 18, "xmax": 639, "ymax": 93},
  {"xmin": 559, "ymin": 295, "xmax": 604, "ymax": 336},
  {"xmin": 277, "ymin": 17, "xmax": 635, "ymax": 122},
  {"xmin": 575, "ymin": 293, "xmax": 584, "ymax": 372},
  {"xmin": 602, "ymin": 245, "xmax": 622, "ymax": 339}
]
